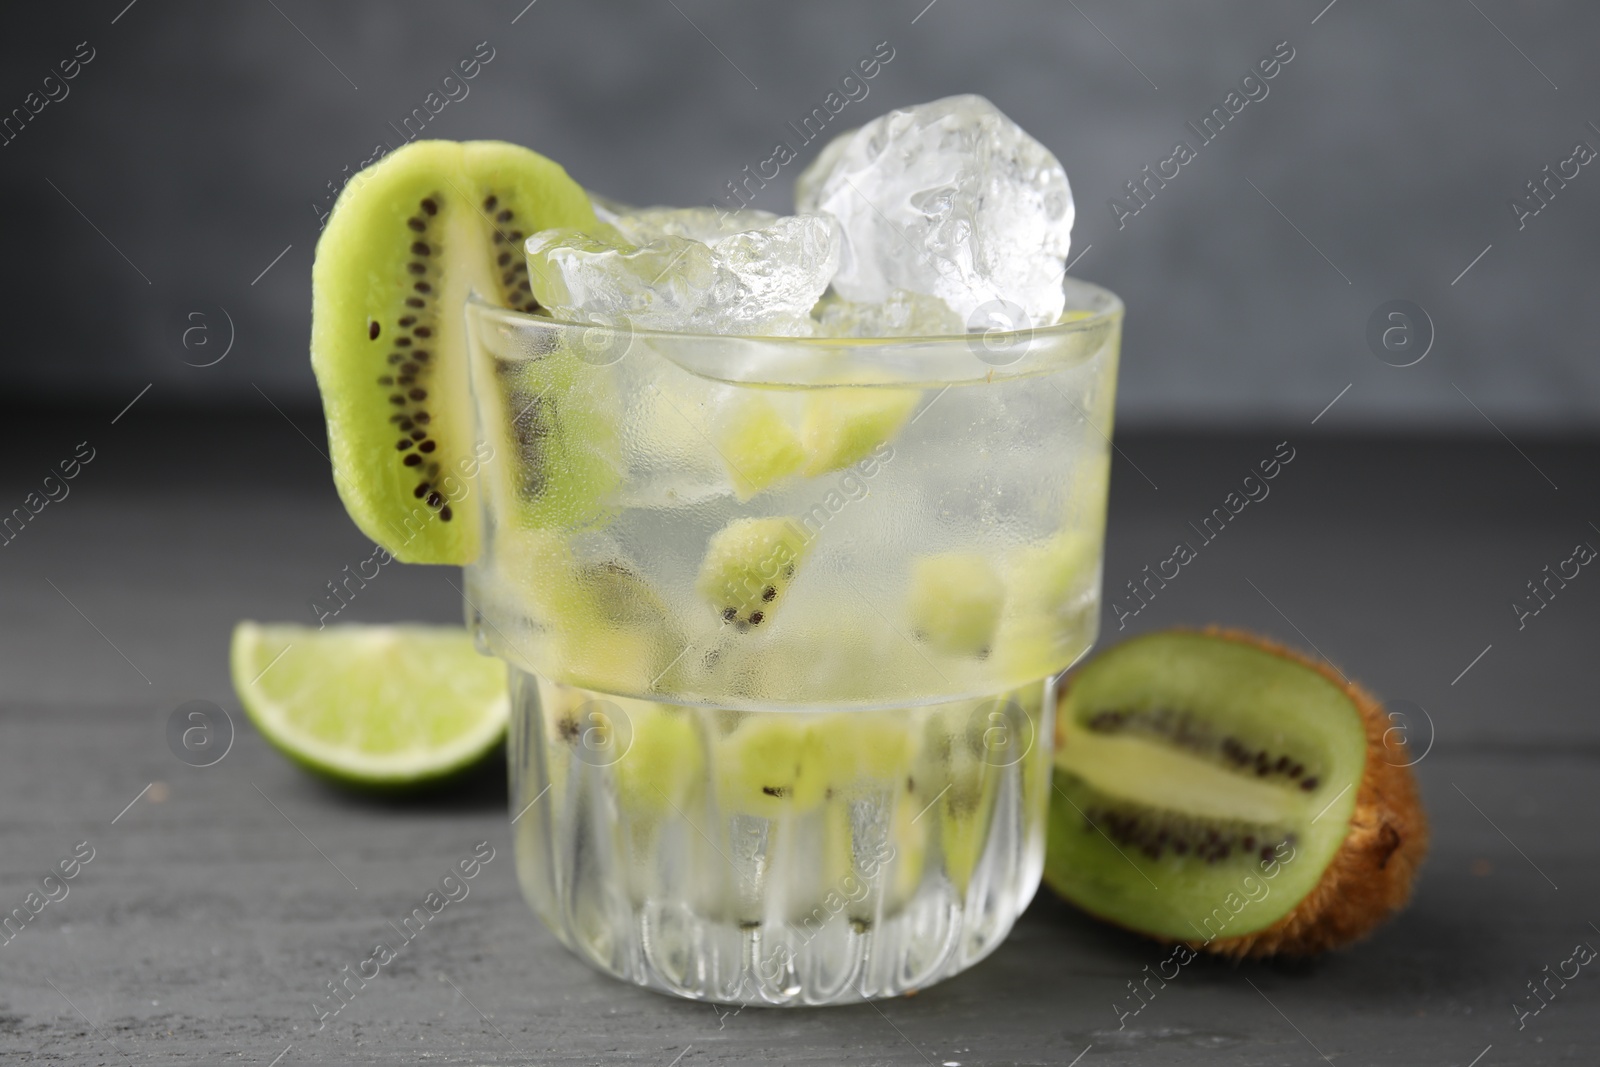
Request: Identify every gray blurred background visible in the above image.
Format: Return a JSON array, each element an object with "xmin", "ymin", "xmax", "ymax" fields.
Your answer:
[{"xmin": 3, "ymin": 0, "xmax": 1597, "ymax": 429}]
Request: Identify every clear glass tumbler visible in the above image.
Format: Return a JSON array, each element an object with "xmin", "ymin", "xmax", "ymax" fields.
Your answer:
[{"xmin": 463, "ymin": 278, "xmax": 1122, "ymax": 1005}]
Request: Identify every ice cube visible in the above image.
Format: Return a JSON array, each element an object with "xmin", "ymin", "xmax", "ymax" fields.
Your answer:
[
  {"xmin": 811, "ymin": 289, "xmax": 964, "ymax": 338},
  {"xmin": 524, "ymin": 229, "xmax": 720, "ymax": 329},
  {"xmin": 795, "ymin": 94, "xmax": 1074, "ymax": 328},
  {"xmin": 525, "ymin": 214, "xmax": 839, "ymax": 336},
  {"xmin": 712, "ymin": 215, "xmax": 840, "ymax": 332}
]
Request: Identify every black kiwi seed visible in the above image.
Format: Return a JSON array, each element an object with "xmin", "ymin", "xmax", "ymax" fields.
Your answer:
[
  {"xmin": 402, "ymin": 362, "xmax": 419, "ymax": 374},
  {"xmin": 509, "ymin": 230, "xmax": 524, "ymax": 241},
  {"xmin": 407, "ymin": 262, "xmax": 426, "ymax": 275},
  {"xmin": 411, "ymin": 241, "xmax": 430, "ymax": 256},
  {"xmin": 409, "ymin": 429, "xmax": 425, "ymax": 441},
  {"xmin": 368, "ymin": 321, "xmax": 380, "ymax": 340},
  {"xmin": 399, "ymin": 315, "xmax": 416, "ymax": 327},
  {"xmin": 762, "ymin": 586, "xmax": 776, "ymax": 602},
  {"xmin": 1289, "ymin": 764, "xmax": 1304, "ymax": 778},
  {"xmin": 389, "ymin": 395, "xmax": 405, "ymax": 406},
  {"xmin": 387, "ymin": 353, "xmax": 404, "ymax": 365},
  {"xmin": 495, "ymin": 209, "xmax": 513, "ymax": 223},
  {"xmin": 497, "ymin": 252, "xmax": 512, "ymax": 266},
  {"xmin": 420, "ymin": 198, "xmax": 438, "ymax": 215},
  {"xmin": 399, "ymin": 418, "xmax": 414, "ymax": 430},
  {"xmin": 749, "ymin": 611, "xmax": 764, "ymax": 626},
  {"xmin": 405, "ymin": 297, "xmax": 424, "ymax": 308},
  {"xmin": 407, "ymin": 217, "xmax": 425, "ymax": 232},
  {"xmin": 413, "ymin": 326, "xmax": 431, "ymax": 338},
  {"xmin": 1300, "ymin": 777, "xmax": 1319, "ymax": 792},
  {"xmin": 378, "ymin": 375, "xmax": 393, "ymax": 385},
  {"xmin": 413, "ymin": 483, "xmax": 429, "ymax": 498},
  {"xmin": 413, "ymin": 350, "xmax": 430, "ymax": 362},
  {"xmin": 415, "ymin": 412, "xmax": 430, "ymax": 425},
  {"xmin": 408, "ymin": 388, "xmax": 427, "ymax": 401},
  {"xmin": 413, "ymin": 281, "xmax": 432, "ymax": 293},
  {"xmin": 761, "ymin": 786, "xmax": 786, "ymax": 798},
  {"xmin": 396, "ymin": 337, "xmax": 412, "ymax": 347},
  {"xmin": 396, "ymin": 439, "xmax": 411, "ymax": 450},
  {"xmin": 403, "ymin": 454, "xmax": 421, "ymax": 466},
  {"xmin": 483, "ymin": 195, "xmax": 498, "ymax": 210},
  {"xmin": 427, "ymin": 492, "xmax": 444, "ymax": 508},
  {"xmin": 722, "ymin": 607, "xmax": 737, "ymax": 621},
  {"xmin": 398, "ymin": 376, "xmax": 414, "ymax": 386},
  {"xmin": 418, "ymin": 441, "xmax": 436, "ymax": 453},
  {"xmin": 439, "ymin": 506, "xmax": 452, "ymax": 521}
]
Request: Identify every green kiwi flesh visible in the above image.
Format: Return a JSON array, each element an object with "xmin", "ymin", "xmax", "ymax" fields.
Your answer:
[
  {"xmin": 310, "ymin": 140, "xmax": 597, "ymax": 564},
  {"xmin": 1045, "ymin": 630, "xmax": 1367, "ymax": 945},
  {"xmin": 695, "ymin": 517, "xmax": 812, "ymax": 629}
]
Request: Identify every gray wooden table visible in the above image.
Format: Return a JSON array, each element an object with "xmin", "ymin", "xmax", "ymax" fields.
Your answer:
[{"xmin": 3, "ymin": 411, "xmax": 1596, "ymax": 1065}]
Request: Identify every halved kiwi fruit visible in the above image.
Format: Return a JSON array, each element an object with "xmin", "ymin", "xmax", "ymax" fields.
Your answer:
[
  {"xmin": 1045, "ymin": 627, "xmax": 1426, "ymax": 957},
  {"xmin": 310, "ymin": 140, "xmax": 597, "ymax": 564}
]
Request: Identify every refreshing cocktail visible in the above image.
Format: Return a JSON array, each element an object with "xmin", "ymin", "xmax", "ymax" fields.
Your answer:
[
  {"xmin": 303, "ymin": 93, "xmax": 1118, "ymax": 1003},
  {"xmin": 463, "ymin": 280, "xmax": 1119, "ymax": 1003}
]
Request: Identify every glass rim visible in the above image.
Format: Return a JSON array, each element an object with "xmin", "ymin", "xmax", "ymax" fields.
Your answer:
[{"xmin": 465, "ymin": 275, "xmax": 1123, "ymax": 347}]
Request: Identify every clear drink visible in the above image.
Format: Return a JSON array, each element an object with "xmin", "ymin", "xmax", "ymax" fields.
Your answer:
[{"xmin": 464, "ymin": 278, "xmax": 1120, "ymax": 1004}]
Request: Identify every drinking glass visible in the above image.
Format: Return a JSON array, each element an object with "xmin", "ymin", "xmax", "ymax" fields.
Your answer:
[{"xmin": 463, "ymin": 278, "xmax": 1121, "ymax": 1005}]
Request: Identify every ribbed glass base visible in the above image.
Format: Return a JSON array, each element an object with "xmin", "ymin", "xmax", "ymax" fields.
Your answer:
[{"xmin": 508, "ymin": 670, "xmax": 1054, "ymax": 1005}]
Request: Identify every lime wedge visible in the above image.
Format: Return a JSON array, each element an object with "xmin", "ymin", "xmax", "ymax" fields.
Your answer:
[{"xmin": 230, "ymin": 621, "xmax": 508, "ymax": 785}]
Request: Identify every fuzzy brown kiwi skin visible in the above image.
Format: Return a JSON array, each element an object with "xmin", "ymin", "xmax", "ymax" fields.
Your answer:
[{"xmin": 1054, "ymin": 625, "xmax": 1429, "ymax": 959}]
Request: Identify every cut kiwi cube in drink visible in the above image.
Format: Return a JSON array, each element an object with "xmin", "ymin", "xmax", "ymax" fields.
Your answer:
[
  {"xmin": 606, "ymin": 701, "xmax": 705, "ymax": 816},
  {"xmin": 1012, "ymin": 531, "xmax": 1099, "ymax": 610},
  {"xmin": 800, "ymin": 385, "xmax": 920, "ymax": 477},
  {"xmin": 489, "ymin": 529, "xmax": 683, "ymax": 696},
  {"xmin": 715, "ymin": 395, "xmax": 805, "ymax": 500},
  {"xmin": 993, "ymin": 531, "xmax": 1101, "ymax": 678},
  {"xmin": 696, "ymin": 516, "xmax": 812, "ymax": 629},
  {"xmin": 811, "ymin": 709, "xmax": 921, "ymax": 791},
  {"xmin": 907, "ymin": 551, "xmax": 1005, "ymax": 658},
  {"xmin": 485, "ymin": 352, "xmax": 623, "ymax": 532},
  {"xmin": 713, "ymin": 715, "xmax": 829, "ymax": 817},
  {"xmin": 1044, "ymin": 628, "xmax": 1427, "ymax": 957},
  {"xmin": 310, "ymin": 139, "xmax": 598, "ymax": 565},
  {"xmin": 928, "ymin": 701, "xmax": 1012, "ymax": 896},
  {"xmin": 553, "ymin": 562, "xmax": 685, "ymax": 695}
]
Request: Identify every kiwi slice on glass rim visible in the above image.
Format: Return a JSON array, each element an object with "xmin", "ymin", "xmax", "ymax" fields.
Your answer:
[
  {"xmin": 310, "ymin": 140, "xmax": 597, "ymax": 564},
  {"xmin": 1045, "ymin": 627, "xmax": 1427, "ymax": 957}
]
